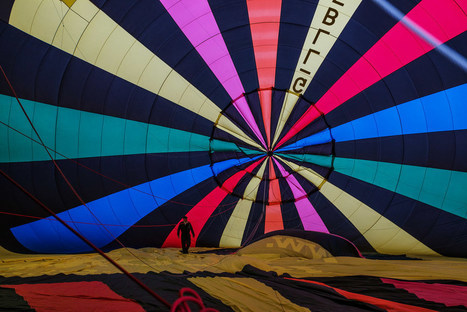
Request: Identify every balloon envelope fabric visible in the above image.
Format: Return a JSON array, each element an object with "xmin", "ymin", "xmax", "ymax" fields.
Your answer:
[{"xmin": 0, "ymin": 0, "xmax": 467, "ymax": 256}]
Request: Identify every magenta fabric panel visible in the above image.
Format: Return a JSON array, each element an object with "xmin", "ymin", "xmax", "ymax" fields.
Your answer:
[
  {"xmin": 273, "ymin": 158, "xmax": 328, "ymax": 233},
  {"xmin": 276, "ymin": 0, "xmax": 467, "ymax": 149},
  {"xmin": 160, "ymin": 0, "xmax": 267, "ymax": 148}
]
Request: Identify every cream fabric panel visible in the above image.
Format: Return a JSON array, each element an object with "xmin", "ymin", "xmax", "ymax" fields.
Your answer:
[
  {"xmin": 9, "ymin": 0, "xmax": 261, "ymax": 149},
  {"xmin": 272, "ymin": 0, "xmax": 362, "ymax": 146},
  {"xmin": 220, "ymin": 161, "xmax": 268, "ymax": 247},
  {"xmin": 190, "ymin": 277, "xmax": 310, "ymax": 312},
  {"xmin": 280, "ymin": 158, "xmax": 439, "ymax": 256}
]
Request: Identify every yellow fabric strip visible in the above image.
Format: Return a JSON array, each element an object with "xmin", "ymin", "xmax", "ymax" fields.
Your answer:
[
  {"xmin": 61, "ymin": 0, "xmax": 76, "ymax": 8},
  {"xmin": 272, "ymin": 0, "xmax": 362, "ymax": 146},
  {"xmin": 9, "ymin": 0, "xmax": 262, "ymax": 150},
  {"xmin": 271, "ymin": 91, "xmax": 300, "ymax": 147},
  {"xmin": 279, "ymin": 157, "xmax": 439, "ymax": 256},
  {"xmin": 1, "ymin": 246, "xmax": 466, "ymax": 280},
  {"xmin": 189, "ymin": 277, "xmax": 310, "ymax": 312},
  {"xmin": 219, "ymin": 160, "xmax": 268, "ymax": 247}
]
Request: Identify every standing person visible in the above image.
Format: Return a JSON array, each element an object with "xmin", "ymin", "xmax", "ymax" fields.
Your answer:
[{"xmin": 177, "ymin": 216, "xmax": 195, "ymax": 254}]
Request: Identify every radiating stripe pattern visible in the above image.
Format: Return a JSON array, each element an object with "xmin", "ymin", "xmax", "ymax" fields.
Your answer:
[{"xmin": 0, "ymin": 0, "xmax": 466, "ymax": 257}]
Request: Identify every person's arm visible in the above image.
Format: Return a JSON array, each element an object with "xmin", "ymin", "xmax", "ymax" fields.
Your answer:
[{"xmin": 190, "ymin": 223, "xmax": 195, "ymax": 237}]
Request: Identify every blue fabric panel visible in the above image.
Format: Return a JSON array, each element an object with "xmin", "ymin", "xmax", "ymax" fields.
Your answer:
[
  {"xmin": 324, "ymin": 32, "xmax": 467, "ymax": 128},
  {"xmin": 107, "ymin": 178, "xmax": 219, "ymax": 249},
  {"xmin": 10, "ymin": 157, "xmax": 254, "ymax": 253},
  {"xmin": 331, "ymin": 83, "xmax": 467, "ymax": 142},
  {"xmin": 277, "ymin": 129, "xmax": 332, "ymax": 152}
]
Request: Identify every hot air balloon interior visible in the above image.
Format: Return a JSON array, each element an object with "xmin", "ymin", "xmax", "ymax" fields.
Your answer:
[{"xmin": 1, "ymin": 0, "xmax": 467, "ymax": 311}]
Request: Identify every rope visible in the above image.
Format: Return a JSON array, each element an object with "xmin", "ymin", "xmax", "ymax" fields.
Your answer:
[
  {"xmin": 0, "ymin": 168, "xmax": 172, "ymax": 309},
  {"xmin": 0, "ymin": 64, "xmax": 220, "ymax": 311},
  {"xmin": 171, "ymin": 288, "xmax": 219, "ymax": 312}
]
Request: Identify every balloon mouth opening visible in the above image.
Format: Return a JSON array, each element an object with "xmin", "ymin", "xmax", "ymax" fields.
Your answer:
[{"xmin": 209, "ymin": 88, "xmax": 334, "ymax": 203}]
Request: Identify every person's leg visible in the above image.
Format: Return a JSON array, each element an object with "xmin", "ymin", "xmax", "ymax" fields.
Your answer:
[
  {"xmin": 181, "ymin": 237, "xmax": 188, "ymax": 253},
  {"xmin": 185, "ymin": 238, "xmax": 191, "ymax": 253}
]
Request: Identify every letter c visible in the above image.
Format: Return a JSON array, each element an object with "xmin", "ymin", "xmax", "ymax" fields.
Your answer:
[{"xmin": 292, "ymin": 77, "xmax": 308, "ymax": 93}]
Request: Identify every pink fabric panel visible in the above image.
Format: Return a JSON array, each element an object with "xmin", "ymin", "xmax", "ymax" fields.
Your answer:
[
  {"xmin": 273, "ymin": 159, "xmax": 328, "ymax": 233},
  {"xmin": 161, "ymin": 0, "xmax": 266, "ymax": 148},
  {"xmin": 382, "ymin": 278, "xmax": 467, "ymax": 308},
  {"xmin": 275, "ymin": 0, "xmax": 467, "ymax": 149}
]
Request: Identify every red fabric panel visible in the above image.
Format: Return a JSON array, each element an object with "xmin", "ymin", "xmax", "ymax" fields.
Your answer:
[
  {"xmin": 1, "ymin": 282, "xmax": 145, "ymax": 312},
  {"xmin": 382, "ymin": 278, "xmax": 467, "ymax": 308},
  {"xmin": 265, "ymin": 159, "xmax": 283, "ymax": 233},
  {"xmin": 162, "ymin": 158, "xmax": 264, "ymax": 247},
  {"xmin": 247, "ymin": 0, "xmax": 281, "ymax": 148},
  {"xmin": 285, "ymin": 277, "xmax": 437, "ymax": 312}
]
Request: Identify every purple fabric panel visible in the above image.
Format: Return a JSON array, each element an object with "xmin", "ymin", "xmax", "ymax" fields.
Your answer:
[
  {"xmin": 161, "ymin": 0, "xmax": 266, "ymax": 148},
  {"xmin": 273, "ymin": 158, "xmax": 329, "ymax": 233}
]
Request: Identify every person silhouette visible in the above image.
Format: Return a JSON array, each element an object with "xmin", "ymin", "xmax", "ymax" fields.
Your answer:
[{"xmin": 177, "ymin": 216, "xmax": 194, "ymax": 254}]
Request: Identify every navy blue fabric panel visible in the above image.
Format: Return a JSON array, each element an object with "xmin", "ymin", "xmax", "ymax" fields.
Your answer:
[
  {"xmin": 281, "ymin": 201, "xmax": 304, "ymax": 230},
  {"xmin": 197, "ymin": 195, "xmax": 240, "ymax": 246},
  {"xmin": 275, "ymin": 0, "xmax": 318, "ymax": 89},
  {"xmin": 324, "ymin": 79, "xmax": 396, "ymax": 129},
  {"xmin": 303, "ymin": 0, "xmax": 419, "ymax": 102},
  {"xmin": 0, "ymin": 183, "xmax": 45, "ymax": 253},
  {"xmin": 270, "ymin": 89, "xmax": 286, "ymax": 140},
  {"xmin": 273, "ymin": 97, "xmax": 315, "ymax": 145},
  {"xmin": 0, "ymin": 24, "xmax": 215, "ymax": 136},
  {"xmin": 209, "ymin": 152, "xmax": 260, "ymax": 165},
  {"xmin": 291, "ymin": 170, "xmax": 320, "ymax": 195},
  {"xmin": 213, "ymin": 158, "xmax": 262, "ymax": 191},
  {"xmin": 35, "ymin": 48, "xmax": 72, "ymax": 106},
  {"xmin": 328, "ymin": 171, "xmax": 467, "ymax": 257},
  {"xmin": 308, "ymin": 190, "xmax": 376, "ymax": 253},
  {"xmin": 0, "ymin": 152, "xmax": 211, "ymax": 225},
  {"xmin": 244, "ymin": 91, "xmax": 268, "ymax": 145},
  {"xmin": 0, "ymin": 23, "xmax": 27, "ymax": 97},
  {"xmin": 430, "ymin": 33, "xmax": 467, "ymax": 88},
  {"xmin": 303, "ymin": 41, "xmax": 355, "ymax": 102},
  {"xmin": 221, "ymin": 101, "xmax": 266, "ymax": 146},
  {"xmin": 81, "ymin": 67, "xmax": 116, "ymax": 114},
  {"xmin": 280, "ymin": 155, "xmax": 331, "ymax": 179},
  {"xmin": 242, "ymin": 200, "xmax": 267, "ymax": 246},
  {"xmin": 346, "ymin": 0, "xmax": 421, "ymax": 54},
  {"xmin": 209, "ymin": 0, "xmax": 259, "ymax": 93},
  {"xmin": 7, "ymin": 35, "xmax": 48, "ymax": 100},
  {"xmin": 108, "ymin": 178, "xmax": 218, "ymax": 249},
  {"xmin": 92, "ymin": 0, "xmax": 232, "ymax": 108},
  {"xmin": 253, "ymin": 179, "xmax": 268, "ymax": 204},
  {"xmin": 281, "ymin": 143, "xmax": 333, "ymax": 156},
  {"xmin": 323, "ymin": 25, "xmax": 467, "ymax": 128},
  {"xmin": 278, "ymin": 116, "xmax": 328, "ymax": 149},
  {"xmin": 276, "ymin": 174, "xmax": 294, "ymax": 203},
  {"xmin": 0, "ymin": 1, "xmax": 14, "ymax": 23},
  {"xmin": 335, "ymin": 130, "xmax": 467, "ymax": 172}
]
